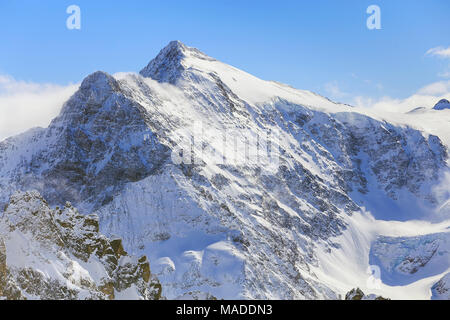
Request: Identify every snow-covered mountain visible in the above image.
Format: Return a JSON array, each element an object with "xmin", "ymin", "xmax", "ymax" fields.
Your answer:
[{"xmin": 0, "ymin": 41, "xmax": 449, "ymax": 299}]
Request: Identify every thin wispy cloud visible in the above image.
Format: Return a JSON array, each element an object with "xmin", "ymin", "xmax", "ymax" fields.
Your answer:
[
  {"xmin": 0, "ymin": 75, "xmax": 78, "ymax": 141},
  {"xmin": 426, "ymin": 46, "xmax": 450, "ymax": 78},
  {"xmin": 426, "ymin": 46, "xmax": 450, "ymax": 59}
]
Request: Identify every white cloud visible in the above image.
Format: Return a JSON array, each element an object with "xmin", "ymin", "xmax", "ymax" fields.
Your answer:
[
  {"xmin": 426, "ymin": 46, "xmax": 450, "ymax": 59},
  {"xmin": 426, "ymin": 47, "xmax": 450, "ymax": 78},
  {"xmin": 438, "ymin": 71, "xmax": 450, "ymax": 78},
  {"xmin": 353, "ymin": 80, "xmax": 450, "ymax": 113},
  {"xmin": 0, "ymin": 75, "xmax": 78, "ymax": 141},
  {"xmin": 417, "ymin": 80, "xmax": 450, "ymax": 96}
]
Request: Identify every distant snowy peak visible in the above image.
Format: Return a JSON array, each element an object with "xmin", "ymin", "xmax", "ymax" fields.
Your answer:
[
  {"xmin": 433, "ymin": 99, "xmax": 450, "ymax": 110},
  {"xmin": 406, "ymin": 99, "xmax": 450, "ymax": 113}
]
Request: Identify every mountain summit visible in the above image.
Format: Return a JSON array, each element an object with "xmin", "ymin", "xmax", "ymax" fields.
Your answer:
[
  {"xmin": 140, "ymin": 40, "xmax": 215, "ymax": 84},
  {"xmin": 0, "ymin": 41, "xmax": 449, "ymax": 300}
]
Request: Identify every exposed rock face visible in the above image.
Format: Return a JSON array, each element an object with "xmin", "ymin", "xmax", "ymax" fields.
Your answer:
[
  {"xmin": 345, "ymin": 288, "xmax": 389, "ymax": 300},
  {"xmin": 0, "ymin": 191, "xmax": 162, "ymax": 300},
  {"xmin": 431, "ymin": 273, "xmax": 450, "ymax": 300},
  {"xmin": 0, "ymin": 41, "xmax": 448, "ymax": 299},
  {"xmin": 0, "ymin": 71, "xmax": 169, "ymax": 211},
  {"xmin": 345, "ymin": 288, "xmax": 365, "ymax": 300}
]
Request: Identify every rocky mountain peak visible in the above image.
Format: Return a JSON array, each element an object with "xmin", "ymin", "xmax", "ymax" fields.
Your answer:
[
  {"xmin": 80, "ymin": 71, "xmax": 119, "ymax": 91},
  {"xmin": 54, "ymin": 71, "xmax": 120, "ymax": 125},
  {"xmin": 139, "ymin": 40, "xmax": 214, "ymax": 83},
  {"xmin": 14, "ymin": 69, "xmax": 170, "ymax": 211},
  {"xmin": 162, "ymin": 40, "xmax": 188, "ymax": 54}
]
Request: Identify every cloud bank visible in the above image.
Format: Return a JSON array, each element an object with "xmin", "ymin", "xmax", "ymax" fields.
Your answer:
[{"xmin": 0, "ymin": 75, "xmax": 78, "ymax": 141}]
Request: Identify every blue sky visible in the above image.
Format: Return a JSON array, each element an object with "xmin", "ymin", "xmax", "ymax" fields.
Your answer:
[{"xmin": 0, "ymin": 0, "xmax": 449, "ymax": 103}]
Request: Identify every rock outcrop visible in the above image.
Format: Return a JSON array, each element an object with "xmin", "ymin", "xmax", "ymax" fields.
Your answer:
[
  {"xmin": 345, "ymin": 288, "xmax": 389, "ymax": 300},
  {"xmin": 0, "ymin": 191, "xmax": 162, "ymax": 300},
  {"xmin": 431, "ymin": 273, "xmax": 450, "ymax": 300}
]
